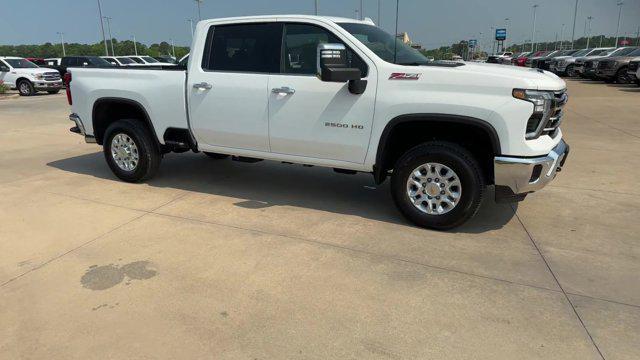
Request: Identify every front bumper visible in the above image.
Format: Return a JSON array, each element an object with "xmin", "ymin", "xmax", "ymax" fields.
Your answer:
[
  {"xmin": 494, "ymin": 140, "xmax": 569, "ymax": 202},
  {"xmin": 34, "ymin": 81, "xmax": 63, "ymax": 91},
  {"xmin": 595, "ymin": 68, "xmax": 616, "ymax": 79},
  {"xmin": 69, "ymin": 113, "xmax": 96, "ymax": 143}
]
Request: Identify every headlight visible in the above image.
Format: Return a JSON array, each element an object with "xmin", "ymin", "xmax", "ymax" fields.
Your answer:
[
  {"xmin": 513, "ymin": 89, "xmax": 554, "ymax": 140},
  {"xmin": 32, "ymin": 73, "xmax": 43, "ymax": 80}
]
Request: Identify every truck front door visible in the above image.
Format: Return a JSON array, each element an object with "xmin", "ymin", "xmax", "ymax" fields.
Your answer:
[
  {"xmin": 188, "ymin": 22, "xmax": 282, "ymax": 152},
  {"xmin": 267, "ymin": 22, "xmax": 377, "ymax": 164}
]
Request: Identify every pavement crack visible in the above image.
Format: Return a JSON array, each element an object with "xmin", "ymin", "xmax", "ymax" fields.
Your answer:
[{"xmin": 512, "ymin": 205, "xmax": 606, "ymax": 360}]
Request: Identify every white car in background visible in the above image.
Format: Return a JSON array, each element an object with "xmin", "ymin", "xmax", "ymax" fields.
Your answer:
[
  {"xmin": 0, "ymin": 56, "xmax": 63, "ymax": 96},
  {"xmin": 126, "ymin": 55, "xmax": 174, "ymax": 66}
]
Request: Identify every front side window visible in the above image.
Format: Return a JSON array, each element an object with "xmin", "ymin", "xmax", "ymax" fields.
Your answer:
[
  {"xmin": 130, "ymin": 57, "xmax": 144, "ymax": 64},
  {"xmin": 338, "ymin": 23, "xmax": 431, "ymax": 65},
  {"xmin": 4, "ymin": 58, "xmax": 38, "ymax": 69},
  {"xmin": 203, "ymin": 23, "xmax": 281, "ymax": 73},
  {"xmin": 282, "ymin": 23, "xmax": 367, "ymax": 76}
]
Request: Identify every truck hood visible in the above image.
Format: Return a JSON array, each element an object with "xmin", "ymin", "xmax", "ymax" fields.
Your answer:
[
  {"xmin": 13, "ymin": 67, "xmax": 59, "ymax": 74},
  {"xmin": 456, "ymin": 62, "xmax": 566, "ymax": 90}
]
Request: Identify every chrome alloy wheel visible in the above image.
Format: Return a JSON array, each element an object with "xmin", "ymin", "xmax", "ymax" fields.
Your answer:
[
  {"xmin": 19, "ymin": 82, "xmax": 30, "ymax": 95},
  {"xmin": 110, "ymin": 133, "xmax": 139, "ymax": 171},
  {"xmin": 406, "ymin": 162, "xmax": 462, "ymax": 215}
]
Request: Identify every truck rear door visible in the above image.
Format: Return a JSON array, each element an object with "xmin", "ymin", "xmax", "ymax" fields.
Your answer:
[{"xmin": 187, "ymin": 22, "xmax": 281, "ymax": 152}]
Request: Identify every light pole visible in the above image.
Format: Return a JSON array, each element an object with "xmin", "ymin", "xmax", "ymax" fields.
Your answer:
[
  {"xmin": 393, "ymin": 0, "xmax": 399, "ymax": 64},
  {"xmin": 360, "ymin": 0, "xmax": 363, "ymax": 20},
  {"xmin": 504, "ymin": 17, "xmax": 510, "ymax": 51},
  {"xmin": 171, "ymin": 39, "xmax": 176, "ymax": 58},
  {"xmin": 188, "ymin": 19, "xmax": 194, "ymax": 38},
  {"xmin": 131, "ymin": 35, "xmax": 138, "ymax": 56},
  {"xmin": 378, "ymin": 0, "xmax": 381, "ymax": 25},
  {"xmin": 585, "ymin": 16, "xmax": 593, "ymax": 49},
  {"xmin": 56, "ymin": 32, "xmax": 66, "ymax": 56},
  {"xmin": 195, "ymin": 0, "xmax": 203, "ymax": 21},
  {"xmin": 103, "ymin": 16, "xmax": 115, "ymax": 56},
  {"xmin": 559, "ymin": 23, "xmax": 565, "ymax": 50},
  {"xmin": 531, "ymin": 5, "xmax": 538, "ymax": 52},
  {"xmin": 97, "ymin": 0, "xmax": 108, "ymax": 56},
  {"xmin": 315, "ymin": 0, "xmax": 319, "ymax": 15},
  {"xmin": 570, "ymin": 0, "xmax": 578, "ymax": 49},
  {"xmin": 615, "ymin": 1, "xmax": 624, "ymax": 47}
]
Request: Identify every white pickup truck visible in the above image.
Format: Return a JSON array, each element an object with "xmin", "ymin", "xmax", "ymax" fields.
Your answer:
[{"xmin": 66, "ymin": 15, "xmax": 569, "ymax": 229}]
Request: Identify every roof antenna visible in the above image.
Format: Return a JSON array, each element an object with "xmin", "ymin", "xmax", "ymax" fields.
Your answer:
[{"xmin": 394, "ymin": 0, "xmax": 400, "ymax": 64}]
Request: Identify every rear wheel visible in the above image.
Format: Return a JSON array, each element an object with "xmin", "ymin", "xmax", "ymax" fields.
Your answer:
[
  {"xmin": 103, "ymin": 119, "xmax": 161, "ymax": 183},
  {"xmin": 204, "ymin": 152, "xmax": 230, "ymax": 160},
  {"xmin": 390, "ymin": 142, "xmax": 485, "ymax": 230},
  {"xmin": 17, "ymin": 80, "xmax": 34, "ymax": 96}
]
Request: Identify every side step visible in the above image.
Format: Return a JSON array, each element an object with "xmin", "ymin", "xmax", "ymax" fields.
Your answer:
[
  {"xmin": 232, "ymin": 156, "xmax": 263, "ymax": 163},
  {"xmin": 334, "ymin": 168, "xmax": 357, "ymax": 175}
]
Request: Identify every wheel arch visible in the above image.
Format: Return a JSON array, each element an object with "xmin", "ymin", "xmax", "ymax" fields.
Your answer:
[
  {"xmin": 373, "ymin": 114, "xmax": 501, "ymax": 184},
  {"xmin": 92, "ymin": 97, "xmax": 160, "ymax": 147}
]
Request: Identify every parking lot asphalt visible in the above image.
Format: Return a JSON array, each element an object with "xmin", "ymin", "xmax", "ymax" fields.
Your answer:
[{"xmin": 1, "ymin": 81, "xmax": 639, "ymax": 359}]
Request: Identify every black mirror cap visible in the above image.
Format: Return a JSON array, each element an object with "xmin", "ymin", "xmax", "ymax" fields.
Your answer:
[
  {"xmin": 348, "ymin": 79, "xmax": 367, "ymax": 95},
  {"xmin": 320, "ymin": 67, "xmax": 362, "ymax": 82}
]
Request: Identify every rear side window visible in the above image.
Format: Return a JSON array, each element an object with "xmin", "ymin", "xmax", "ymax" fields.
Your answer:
[{"xmin": 202, "ymin": 23, "xmax": 281, "ymax": 73}]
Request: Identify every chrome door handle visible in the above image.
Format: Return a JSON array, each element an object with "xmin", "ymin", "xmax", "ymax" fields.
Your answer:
[
  {"xmin": 193, "ymin": 82, "xmax": 212, "ymax": 90},
  {"xmin": 271, "ymin": 86, "xmax": 296, "ymax": 95}
]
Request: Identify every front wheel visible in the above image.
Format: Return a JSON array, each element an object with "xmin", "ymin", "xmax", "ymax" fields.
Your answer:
[
  {"xmin": 17, "ymin": 80, "xmax": 34, "ymax": 96},
  {"xmin": 390, "ymin": 142, "xmax": 485, "ymax": 230},
  {"xmin": 615, "ymin": 68, "xmax": 629, "ymax": 84},
  {"xmin": 566, "ymin": 65, "xmax": 576, "ymax": 77},
  {"xmin": 103, "ymin": 119, "xmax": 161, "ymax": 183}
]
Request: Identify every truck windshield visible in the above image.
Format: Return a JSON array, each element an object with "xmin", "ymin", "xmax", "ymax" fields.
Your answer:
[
  {"xmin": 141, "ymin": 56, "xmax": 159, "ymax": 63},
  {"xmin": 117, "ymin": 57, "xmax": 135, "ymax": 64},
  {"xmin": 571, "ymin": 49, "xmax": 590, "ymax": 57},
  {"xmin": 4, "ymin": 58, "xmax": 38, "ymax": 69},
  {"xmin": 338, "ymin": 23, "xmax": 431, "ymax": 65}
]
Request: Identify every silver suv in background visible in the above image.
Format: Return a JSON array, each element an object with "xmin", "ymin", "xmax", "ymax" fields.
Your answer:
[{"xmin": 553, "ymin": 48, "xmax": 612, "ymax": 77}]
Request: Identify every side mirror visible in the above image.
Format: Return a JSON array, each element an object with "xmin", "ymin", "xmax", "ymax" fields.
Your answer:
[{"xmin": 317, "ymin": 43, "xmax": 361, "ymax": 82}]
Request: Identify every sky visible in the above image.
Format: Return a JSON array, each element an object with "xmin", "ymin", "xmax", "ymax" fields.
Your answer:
[{"xmin": 1, "ymin": 0, "xmax": 639, "ymax": 50}]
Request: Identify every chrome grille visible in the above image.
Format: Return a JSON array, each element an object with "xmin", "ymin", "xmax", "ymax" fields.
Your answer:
[
  {"xmin": 43, "ymin": 72, "xmax": 61, "ymax": 81},
  {"xmin": 542, "ymin": 90, "xmax": 567, "ymax": 137}
]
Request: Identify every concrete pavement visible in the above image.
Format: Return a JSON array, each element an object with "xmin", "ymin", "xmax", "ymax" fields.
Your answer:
[{"xmin": 1, "ymin": 81, "xmax": 639, "ymax": 359}]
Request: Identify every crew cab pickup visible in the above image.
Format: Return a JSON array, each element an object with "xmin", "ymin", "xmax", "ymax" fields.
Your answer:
[{"xmin": 66, "ymin": 15, "xmax": 570, "ymax": 230}]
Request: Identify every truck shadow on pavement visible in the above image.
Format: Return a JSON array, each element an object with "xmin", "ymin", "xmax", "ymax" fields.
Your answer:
[{"xmin": 48, "ymin": 152, "xmax": 516, "ymax": 233}]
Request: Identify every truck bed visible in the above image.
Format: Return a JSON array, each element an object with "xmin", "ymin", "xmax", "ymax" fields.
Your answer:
[{"xmin": 69, "ymin": 67, "xmax": 188, "ymax": 145}]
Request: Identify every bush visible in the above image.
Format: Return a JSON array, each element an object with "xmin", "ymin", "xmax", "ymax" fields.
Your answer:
[{"xmin": 0, "ymin": 80, "xmax": 8, "ymax": 94}]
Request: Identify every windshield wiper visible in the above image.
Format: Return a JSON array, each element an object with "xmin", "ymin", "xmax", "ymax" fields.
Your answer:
[{"xmin": 397, "ymin": 62, "xmax": 429, "ymax": 66}]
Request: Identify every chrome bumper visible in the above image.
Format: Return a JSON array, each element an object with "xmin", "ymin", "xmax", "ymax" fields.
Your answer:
[
  {"xmin": 69, "ymin": 113, "xmax": 96, "ymax": 143},
  {"xmin": 494, "ymin": 140, "xmax": 569, "ymax": 197}
]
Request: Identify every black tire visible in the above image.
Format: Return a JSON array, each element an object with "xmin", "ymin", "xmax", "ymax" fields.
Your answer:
[
  {"xmin": 604, "ymin": 78, "xmax": 615, "ymax": 84},
  {"xmin": 636, "ymin": 79, "xmax": 640, "ymax": 87},
  {"xmin": 390, "ymin": 142, "xmax": 485, "ymax": 230},
  {"xmin": 566, "ymin": 65, "xmax": 576, "ymax": 77},
  {"xmin": 47, "ymin": 90, "xmax": 60, "ymax": 94},
  {"xmin": 204, "ymin": 152, "xmax": 230, "ymax": 160},
  {"xmin": 17, "ymin": 80, "xmax": 34, "ymax": 96},
  {"xmin": 615, "ymin": 68, "xmax": 629, "ymax": 84},
  {"xmin": 103, "ymin": 119, "xmax": 161, "ymax": 183}
]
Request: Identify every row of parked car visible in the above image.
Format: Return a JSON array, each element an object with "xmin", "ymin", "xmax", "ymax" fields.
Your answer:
[
  {"xmin": 0, "ymin": 55, "xmax": 189, "ymax": 96},
  {"xmin": 487, "ymin": 47, "xmax": 640, "ymax": 85}
]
